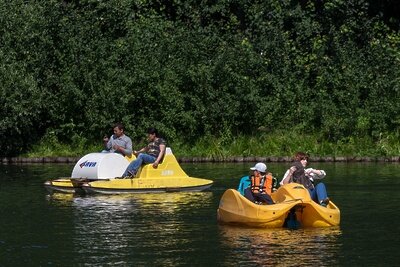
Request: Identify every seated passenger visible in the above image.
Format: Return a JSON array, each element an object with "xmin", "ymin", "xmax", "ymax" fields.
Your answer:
[
  {"xmin": 122, "ymin": 127, "xmax": 166, "ymax": 178},
  {"xmin": 243, "ymin": 163, "xmax": 276, "ymax": 205},
  {"xmin": 237, "ymin": 175, "xmax": 251, "ymax": 196},
  {"xmin": 102, "ymin": 123, "xmax": 133, "ymax": 157},
  {"xmin": 280, "ymin": 152, "xmax": 330, "ymax": 207}
]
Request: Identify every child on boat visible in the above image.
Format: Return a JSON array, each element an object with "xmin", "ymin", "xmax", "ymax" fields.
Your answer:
[{"xmin": 238, "ymin": 163, "xmax": 276, "ymax": 205}]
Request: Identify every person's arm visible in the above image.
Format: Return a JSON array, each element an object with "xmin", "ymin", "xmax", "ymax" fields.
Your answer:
[
  {"xmin": 280, "ymin": 166, "xmax": 297, "ymax": 185},
  {"xmin": 280, "ymin": 170, "xmax": 290, "ymax": 185},
  {"xmin": 112, "ymin": 138, "xmax": 132, "ymax": 156},
  {"xmin": 152, "ymin": 143, "xmax": 166, "ymax": 168},
  {"xmin": 134, "ymin": 145, "xmax": 148, "ymax": 156},
  {"xmin": 104, "ymin": 135, "xmax": 112, "ymax": 150},
  {"xmin": 238, "ymin": 178, "xmax": 244, "ymax": 192},
  {"xmin": 115, "ymin": 146, "xmax": 132, "ymax": 156},
  {"xmin": 121, "ymin": 138, "xmax": 133, "ymax": 156},
  {"xmin": 237, "ymin": 176, "xmax": 249, "ymax": 192},
  {"xmin": 306, "ymin": 168, "xmax": 326, "ymax": 180}
]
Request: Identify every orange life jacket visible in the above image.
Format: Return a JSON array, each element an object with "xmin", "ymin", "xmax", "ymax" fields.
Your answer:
[{"xmin": 250, "ymin": 173, "xmax": 273, "ymax": 195}]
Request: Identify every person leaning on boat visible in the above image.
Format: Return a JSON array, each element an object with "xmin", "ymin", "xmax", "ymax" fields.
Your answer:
[
  {"xmin": 122, "ymin": 127, "xmax": 166, "ymax": 178},
  {"xmin": 280, "ymin": 152, "xmax": 330, "ymax": 207},
  {"xmin": 239, "ymin": 163, "xmax": 276, "ymax": 205},
  {"xmin": 102, "ymin": 123, "xmax": 133, "ymax": 157}
]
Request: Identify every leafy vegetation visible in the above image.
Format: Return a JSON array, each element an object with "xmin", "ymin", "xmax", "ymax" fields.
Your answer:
[{"xmin": 1, "ymin": 0, "xmax": 399, "ymax": 158}]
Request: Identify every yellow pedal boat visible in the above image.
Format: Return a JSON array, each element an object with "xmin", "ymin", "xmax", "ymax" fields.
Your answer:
[
  {"xmin": 217, "ymin": 183, "xmax": 340, "ymax": 228},
  {"xmin": 44, "ymin": 148, "xmax": 213, "ymax": 194}
]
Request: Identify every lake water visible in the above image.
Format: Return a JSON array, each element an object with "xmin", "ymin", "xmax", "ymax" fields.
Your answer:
[{"xmin": 0, "ymin": 162, "xmax": 399, "ymax": 266}]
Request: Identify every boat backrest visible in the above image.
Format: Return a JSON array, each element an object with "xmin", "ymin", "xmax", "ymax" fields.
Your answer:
[
  {"xmin": 272, "ymin": 183, "xmax": 312, "ymax": 203},
  {"xmin": 137, "ymin": 147, "xmax": 189, "ymax": 178},
  {"xmin": 157, "ymin": 146, "xmax": 169, "ymax": 164}
]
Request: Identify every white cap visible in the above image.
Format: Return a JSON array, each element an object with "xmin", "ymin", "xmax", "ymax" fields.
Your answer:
[{"xmin": 250, "ymin": 163, "xmax": 267, "ymax": 173}]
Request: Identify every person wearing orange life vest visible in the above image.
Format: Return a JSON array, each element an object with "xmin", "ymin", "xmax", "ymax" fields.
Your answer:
[{"xmin": 243, "ymin": 162, "xmax": 275, "ymax": 205}]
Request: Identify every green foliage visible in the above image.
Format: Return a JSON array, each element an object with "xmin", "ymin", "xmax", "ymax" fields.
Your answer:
[
  {"xmin": 164, "ymin": 130, "xmax": 400, "ymax": 159},
  {"xmin": 23, "ymin": 130, "xmax": 100, "ymax": 157},
  {"xmin": 0, "ymin": 0, "xmax": 399, "ymax": 157},
  {"xmin": 0, "ymin": 57, "xmax": 44, "ymax": 156}
]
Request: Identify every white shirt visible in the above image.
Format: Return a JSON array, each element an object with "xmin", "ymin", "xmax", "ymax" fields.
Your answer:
[{"xmin": 280, "ymin": 168, "xmax": 326, "ymax": 186}]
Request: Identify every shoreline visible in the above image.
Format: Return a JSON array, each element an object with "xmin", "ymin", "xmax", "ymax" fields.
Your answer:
[{"xmin": 1, "ymin": 155, "xmax": 399, "ymax": 164}]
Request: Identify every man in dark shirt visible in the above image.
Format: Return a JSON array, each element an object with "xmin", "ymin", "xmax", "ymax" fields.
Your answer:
[{"xmin": 122, "ymin": 127, "xmax": 166, "ymax": 178}]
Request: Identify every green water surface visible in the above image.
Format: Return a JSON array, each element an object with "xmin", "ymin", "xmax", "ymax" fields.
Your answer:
[{"xmin": 0, "ymin": 162, "xmax": 399, "ymax": 266}]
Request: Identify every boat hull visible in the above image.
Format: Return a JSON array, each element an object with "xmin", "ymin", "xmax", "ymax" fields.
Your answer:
[
  {"xmin": 217, "ymin": 183, "xmax": 340, "ymax": 228},
  {"xmin": 44, "ymin": 147, "xmax": 213, "ymax": 194},
  {"xmin": 81, "ymin": 177, "xmax": 213, "ymax": 194},
  {"xmin": 44, "ymin": 178, "xmax": 89, "ymax": 194}
]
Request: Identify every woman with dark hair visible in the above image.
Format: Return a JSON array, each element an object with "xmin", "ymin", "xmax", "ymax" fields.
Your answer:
[{"xmin": 280, "ymin": 152, "xmax": 330, "ymax": 207}]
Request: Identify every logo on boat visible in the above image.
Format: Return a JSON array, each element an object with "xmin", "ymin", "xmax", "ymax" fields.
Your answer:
[
  {"xmin": 79, "ymin": 160, "xmax": 97, "ymax": 168},
  {"xmin": 161, "ymin": 170, "xmax": 174, "ymax": 176}
]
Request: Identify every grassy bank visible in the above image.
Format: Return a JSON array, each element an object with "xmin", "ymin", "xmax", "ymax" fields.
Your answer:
[{"xmin": 22, "ymin": 131, "xmax": 400, "ymax": 160}]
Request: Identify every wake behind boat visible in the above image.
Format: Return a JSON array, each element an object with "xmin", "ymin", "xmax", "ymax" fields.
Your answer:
[
  {"xmin": 44, "ymin": 147, "xmax": 213, "ymax": 194},
  {"xmin": 217, "ymin": 183, "xmax": 340, "ymax": 228}
]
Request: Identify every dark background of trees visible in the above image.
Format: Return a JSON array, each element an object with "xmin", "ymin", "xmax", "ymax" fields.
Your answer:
[{"xmin": 0, "ymin": 0, "xmax": 399, "ymax": 156}]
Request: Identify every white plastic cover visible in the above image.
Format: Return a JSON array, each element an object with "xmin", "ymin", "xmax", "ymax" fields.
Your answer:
[{"xmin": 71, "ymin": 153, "xmax": 129, "ymax": 179}]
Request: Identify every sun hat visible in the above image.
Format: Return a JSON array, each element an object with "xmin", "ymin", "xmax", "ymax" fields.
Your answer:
[{"xmin": 250, "ymin": 162, "xmax": 267, "ymax": 173}]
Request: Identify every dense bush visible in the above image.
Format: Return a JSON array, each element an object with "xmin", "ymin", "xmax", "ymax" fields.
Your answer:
[{"xmin": 0, "ymin": 0, "xmax": 399, "ymax": 156}]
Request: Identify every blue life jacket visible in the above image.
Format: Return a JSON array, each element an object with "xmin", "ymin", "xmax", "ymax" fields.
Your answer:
[{"xmin": 237, "ymin": 175, "xmax": 251, "ymax": 195}]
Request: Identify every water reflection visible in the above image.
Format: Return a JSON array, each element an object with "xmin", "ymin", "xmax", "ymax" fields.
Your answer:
[
  {"xmin": 45, "ymin": 192, "xmax": 75, "ymax": 204},
  {"xmin": 46, "ymin": 192, "xmax": 214, "ymax": 265},
  {"xmin": 46, "ymin": 191, "xmax": 213, "ymax": 211},
  {"xmin": 219, "ymin": 225, "xmax": 342, "ymax": 266}
]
